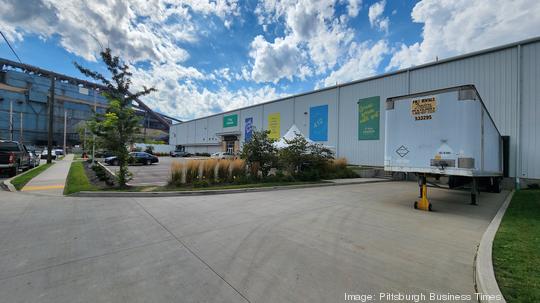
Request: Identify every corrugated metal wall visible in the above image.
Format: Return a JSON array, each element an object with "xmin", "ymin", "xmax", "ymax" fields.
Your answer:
[
  {"xmin": 170, "ymin": 38, "xmax": 540, "ymax": 179},
  {"xmin": 521, "ymin": 42, "xmax": 540, "ymax": 179}
]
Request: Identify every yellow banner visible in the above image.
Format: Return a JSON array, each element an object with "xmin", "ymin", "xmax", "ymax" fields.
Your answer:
[{"xmin": 268, "ymin": 113, "xmax": 280, "ymax": 139}]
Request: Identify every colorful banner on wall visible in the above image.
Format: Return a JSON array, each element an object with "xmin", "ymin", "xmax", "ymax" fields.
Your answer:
[
  {"xmin": 267, "ymin": 113, "xmax": 281, "ymax": 140},
  {"xmin": 244, "ymin": 117, "xmax": 253, "ymax": 142},
  {"xmin": 358, "ymin": 96, "xmax": 380, "ymax": 140},
  {"xmin": 223, "ymin": 114, "xmax": 238, "ymax": 128},
  {"xmin": 309, "ymin": 105, "xmax": 328, "ymax": 141}
]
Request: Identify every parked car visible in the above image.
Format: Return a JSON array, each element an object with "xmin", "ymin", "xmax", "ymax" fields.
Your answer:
[
  {"xmin": 54, "ymin": 149, "xmax": 64, "ymax": 156},
  {"xmin": 170, "ymin": 150, "xmax": 191, "ymax": 157},
  {"xmin": 0, "ymin": 140, "xmax": 31, "ymax": 176},
  {"xmin": 95, "ymin": 151, "xmax": 114, "ymax": 158},
  {"xmin": 27, "ymin": 150, "xmax": 41, "ymax": 168},
  {"xmin": 105, "ymin": 152, "xmax": 159, "ymax": 166},
  {"xmin": 210, "ymin": 152, "xmax": 235, "ymax": 160},
  {"xmin": 40, "ymin": 149, "xmax": 57, "ymax": 160}
]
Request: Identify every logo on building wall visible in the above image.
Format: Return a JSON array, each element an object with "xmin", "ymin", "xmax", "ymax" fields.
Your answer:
[
  {"xmin": 223, "ymin": 114, "xmax": 238, "ymax": 128},
  {"xmin": 358, "ymin": 96, "xmax": 380, "ymax": 140},
  {"xmin": 309, "ymin": 105, "xmax": 328, "ymax": 141},
  {"xmin": 267, "ymin": 113, "xmax": 280, "ymax": 140},
  {"xmin": 245, "ymin": 117, "xmax": 253, "ymax": 142}
]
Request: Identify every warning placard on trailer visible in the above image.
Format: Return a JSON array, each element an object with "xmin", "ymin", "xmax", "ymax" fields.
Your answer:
[{"xmin": 411, "ymin": 97, "xmax": 437, "ymax": 115}]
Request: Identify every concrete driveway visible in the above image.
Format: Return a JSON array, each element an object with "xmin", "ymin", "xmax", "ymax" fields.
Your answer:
[{"xmin": 0, "ymin": 182, "xmax": 506, "ymax": 302}]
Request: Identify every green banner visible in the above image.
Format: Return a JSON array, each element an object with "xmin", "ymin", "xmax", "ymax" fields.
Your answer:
[
  {"xmin": 223, "ymin": 114, "xmax": 238, "ymax": 128},
  {"xmin": 358, "ymin": 96, "xmax": 380, "ymax": 140}
]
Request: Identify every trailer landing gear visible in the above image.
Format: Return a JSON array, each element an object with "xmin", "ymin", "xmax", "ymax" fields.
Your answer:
[
  {"xmin": 414, "ymin": 175, "xmax": 432, "ymax": 211},
  {"xmin": 470, "ymin": 177, "xmax": 479, "ymax": 205}
]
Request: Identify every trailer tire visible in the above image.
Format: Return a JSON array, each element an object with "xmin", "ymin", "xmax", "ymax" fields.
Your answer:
[{"xmin": 490, "ymin": 178, "xmax": 502, "ymax": 193}]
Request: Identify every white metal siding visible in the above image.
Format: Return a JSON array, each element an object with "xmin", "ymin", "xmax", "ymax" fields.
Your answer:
[
  {"xmin": 262, "ymin": 98, "xmax": 294, "ymax": 137},
  {"xmin": 170, "ymin": 39, "xmax": 540, "ymax": 179},
  {"xmin": 521, "ymin": 43, "xmax": 540, "ymax": 179},
  {"xmin": 338, "ymin": 73, "xmax": 408, "ymax": 165},
  {"xmin": 294, "ymin": 88, "xmax": 338, "ymax": 148}
]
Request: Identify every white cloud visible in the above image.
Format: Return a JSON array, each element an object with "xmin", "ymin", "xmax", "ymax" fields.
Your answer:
[
  {"xmin": 387, "ymin": 0, "xmax": 540, "ymax": 70},
  {"xmin": 322, "ymin": 40, "xmax": 389, "ymax": 87},
  {"xmin": 346, "ymin": 0, "xmax": 362, "ymax": 17},
  {"xmin": 131, "ymin": 63, "xmax": 286, "ymax": 119},
  {"xmin": 0, "ymin": 0, "xmax": 246, "ymax": 119},
  {"xmin": 251, "ymin": 0, "xmax": 355, "ymax": 82},
  {"xmin": 368, "ymin": 0, "xmax": 389, "ymax": 32},
  {"xmin": 250, "ymin": 35, "xmax": 305, "ymax": 83}
]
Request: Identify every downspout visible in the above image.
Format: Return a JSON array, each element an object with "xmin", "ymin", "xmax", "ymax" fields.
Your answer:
[{"xmin": 515, "ymin": 44, "xmax": 522, "ymax": 189}]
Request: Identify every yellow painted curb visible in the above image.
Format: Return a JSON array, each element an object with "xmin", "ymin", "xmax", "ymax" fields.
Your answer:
[{"xmin": 22, "ymin": 184, "xmax": 65, "ymax": 191}]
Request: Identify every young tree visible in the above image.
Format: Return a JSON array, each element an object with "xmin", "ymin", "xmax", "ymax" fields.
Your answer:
[
  {"xmin": 74, "ymin": 48, "xmax": 156, "ymax": 187},
  {"xmin": 240, "ymin": 129, "xmax": 278, "ymax": 178}
]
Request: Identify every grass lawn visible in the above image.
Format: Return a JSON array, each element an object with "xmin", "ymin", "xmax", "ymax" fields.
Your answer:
[
  {"xmin": 493, "ymin": 189, "xmax": 540, "ymax": 302},
  {"xmin": 10, "ymin": 163, "xmax": 54, "ymax": 190},
  {"xmin": 64, "ymin": 161, "xmax": 98, "ymax": 195}
]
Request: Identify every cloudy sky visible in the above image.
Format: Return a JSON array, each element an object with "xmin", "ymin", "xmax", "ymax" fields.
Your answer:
[{"xmin": 1, "ymin": 0, "xmax": 539, "ymax": 120}]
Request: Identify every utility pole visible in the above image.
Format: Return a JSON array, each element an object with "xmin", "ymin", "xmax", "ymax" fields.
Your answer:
[
  {"xmin": 47, "ymin": 77, "xmax": 55, "ymax": 164},
  {"xmin": 83, "ymin": 126, "xmax": 87, "ymax": 151},
  {"xmin": 92, "ymin": 89, "xmax": 97, "ymax": 164},
  {"xmin": 63, "ymin": 109, "xmax": 67, "ymax": 153},
  {"xmin": 19, "ymin": 112, "xmax": 23, "ymax": 144},
  {"xmin": 9, "ymin": 100, "xmax": 13, "ymax": 141}
]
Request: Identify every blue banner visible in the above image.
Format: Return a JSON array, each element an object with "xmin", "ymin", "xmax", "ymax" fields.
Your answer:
[
  {"xmin": 244, "ymin": 117, "xmax": 253, "ymax": 142},
  {"xmin": 309, "ymin": 105, "xmax": 328, "ymax": 141}
]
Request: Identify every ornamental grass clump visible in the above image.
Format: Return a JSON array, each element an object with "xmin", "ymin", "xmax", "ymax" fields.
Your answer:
[
  {"xmin": 332, "ymin": 158, "xmax": 348, "ymax": 169},
  {"xmin": 217, "ymin": 159, "xmax": 231, "ymax": 182},
  {"xmin": 185, "ymin": 160, "xmax": 200, "ymax": 183},
  {"xmin": 230, "ymin": 159, "xmax": 246, "ymax": 181},
  {"xmin": 202, "ymin": 159, "xmax": 218, "ymax": 182},
  {"xmin": 169, "ymin": 161, "xmax": 184, "ymax": 186}
]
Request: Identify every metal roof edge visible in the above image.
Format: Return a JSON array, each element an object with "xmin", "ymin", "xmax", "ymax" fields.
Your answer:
[{"xmin": 161, "ymin": 36, "xmax": 540, "ymax": 126}]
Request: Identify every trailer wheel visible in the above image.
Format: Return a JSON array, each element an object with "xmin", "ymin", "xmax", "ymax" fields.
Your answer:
[
  {"xmin": 490, "ymin": 178, "xmax": 502, "ymax": 193},
  {"xmin": 414, "ymin": 201, "xmax": 418, "ymax": 209}
]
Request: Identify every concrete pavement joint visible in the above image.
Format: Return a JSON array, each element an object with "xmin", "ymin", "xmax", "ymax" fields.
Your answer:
[
  {"xmin": 0, "ymin": 238, "xmax": 174, "ymax": 282},
  {"xmin": 474, "ymin": 190, "xmax": 513, "ymax": 303},
  {"xmin": 133, "ymin": 199, "xmax": 252, "ymax": 303}
]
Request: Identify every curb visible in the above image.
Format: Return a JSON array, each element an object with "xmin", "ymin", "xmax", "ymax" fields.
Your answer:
[
  {"xmin": 71, "ymin": 179, "xmax": 391, "ymax": 197},
  {"xmin": 2, "ymin": 178, "xmax": 16, "ymax": 192},
  {"xmin": 474, "ymin": 190, "xmax": 514, "ymax": 303}
]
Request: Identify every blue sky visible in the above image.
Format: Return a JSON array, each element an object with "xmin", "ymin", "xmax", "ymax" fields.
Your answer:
[{"xmin": 1, "ymin": 0, "xmax": 539, "ymax": 120}]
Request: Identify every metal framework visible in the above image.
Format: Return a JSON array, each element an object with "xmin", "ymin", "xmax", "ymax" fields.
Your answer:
[{"xmin": 0, "ymin": 57, "xmax": 171, "ymax": 130}]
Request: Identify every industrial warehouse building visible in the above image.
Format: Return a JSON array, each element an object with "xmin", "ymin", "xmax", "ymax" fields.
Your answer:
[
  {"xmin": 170, "ymin": 37, "xmax": 540, "ymax": 181},
  {"xmin": 0, "ymin": 59, "xmax": 178, "ymax": 148}
]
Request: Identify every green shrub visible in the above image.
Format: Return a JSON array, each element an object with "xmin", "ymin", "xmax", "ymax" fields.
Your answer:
[{"xmin": 193, "ymin": 180, "xmax": 210, "ymax": 188}]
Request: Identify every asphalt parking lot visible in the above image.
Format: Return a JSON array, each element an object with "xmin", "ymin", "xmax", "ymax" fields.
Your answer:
[
  {"xmin": 0, "ymin": 182, "xmax": 506, "ymax": 302},
  {"xmin": 103, "ymin": 156, "xmax": 200, "ymax": 186}
]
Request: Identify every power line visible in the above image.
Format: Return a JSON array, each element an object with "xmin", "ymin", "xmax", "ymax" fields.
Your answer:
[{"xmin": 0, "ymin": 30, "xmax": 22, "ymax": 64}]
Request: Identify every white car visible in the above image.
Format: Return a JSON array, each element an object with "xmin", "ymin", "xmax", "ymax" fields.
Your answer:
[
  {"xmin": 210, "ymin": 152, "xmax": 235, "ymax": 159},
  {"xmin": 40, "ymin": 149, "xmax": 57, "ymax": 160}
]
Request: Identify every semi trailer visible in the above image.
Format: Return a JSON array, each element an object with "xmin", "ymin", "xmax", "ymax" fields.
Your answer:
[{"xmin": 384, "ymin": 85, "xmax": 503, "ymax": 210}]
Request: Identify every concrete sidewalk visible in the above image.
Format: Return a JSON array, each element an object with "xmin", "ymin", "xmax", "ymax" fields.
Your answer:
[{"xmin": 21, "ymin": 154, "xmax": 74, "ymax": 196}]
